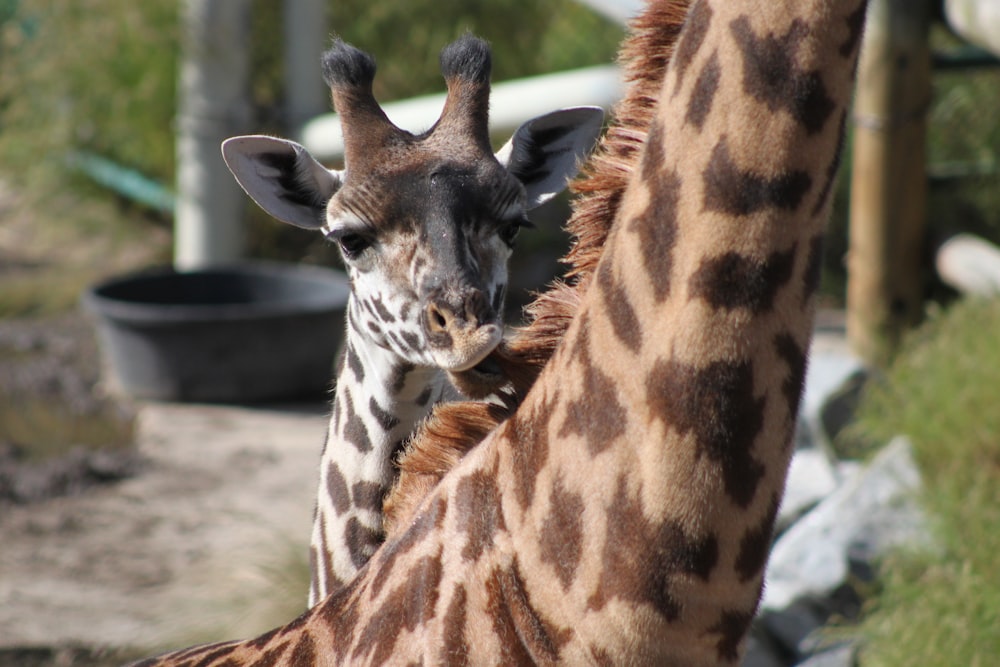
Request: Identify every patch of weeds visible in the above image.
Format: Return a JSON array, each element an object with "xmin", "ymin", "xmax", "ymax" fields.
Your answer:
[
  {"xmin": 0, "ymin": 396, "xmax": 134, "ymax": 463},
  {"xmin": 838, "ymin": 297, "xmax": 1000, "ymax": 665},
  {"xmin": 0, "ymin": 314, "xmax": 138, "ymax": 504},
  {"xmin": 151, "ymin": 534, "xmax": 310, "ymax": 653}
]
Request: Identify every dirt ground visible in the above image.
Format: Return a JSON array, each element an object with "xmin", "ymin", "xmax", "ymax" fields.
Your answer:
[
  {"xmin": 0, "ymin": 317, "xmax": 329, "ymax": 665},
  {"xmin": 0, "ymin": 179, "xmax": 335, "ymax": 664}
]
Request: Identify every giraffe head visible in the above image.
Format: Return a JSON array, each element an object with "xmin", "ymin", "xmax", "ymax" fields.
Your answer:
[{"xmin": 222, "ymin": 35, "xmax": 603, "ymax": 373}]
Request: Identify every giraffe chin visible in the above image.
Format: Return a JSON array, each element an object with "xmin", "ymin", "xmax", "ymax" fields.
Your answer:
[{"xmin": 446, "ymin": 352, "xmax": 506, "ymax": 399}]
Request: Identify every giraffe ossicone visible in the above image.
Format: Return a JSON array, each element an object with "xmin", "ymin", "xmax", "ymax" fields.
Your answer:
[{"xmin": 222, "ymin": 34, "xmax": 604, "ymax": 604}]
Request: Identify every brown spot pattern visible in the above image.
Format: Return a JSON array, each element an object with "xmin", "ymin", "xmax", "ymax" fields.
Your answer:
[
  {"xmin": 673, "ymin": 0, "xmax": 714, "ymax": 94},
  {"xmin": 557, "ymin": 323, "xmax": 627, "ymax": 457},
  {"xmin": 708, "ymin": 608, "xmax": 756, "ymax": 661},
  {"xmin": 774, "ymin": 332, "xmax": 808, "ymax": 425},
  {"xmin": 370, "ymin": 295, "xmax": 396, "ymax": 323},
  {"xmin": 345, "ymin": 343, "xmax": 364, "ymax": 382},
  {"xmin": 689, "ymin": 246, "xmax": 796, "ymax": 314},
  {"xmin": 345, "ymin": 517, "xmax": 382, "ymax": 569},
  {"xmin": 287, "ymin": 633, "xmax": 316, "ymax": 665},
  {"xmin": 589, "ymin": 645, "xmax": 615, "ymax": 667},
  {"xmin": 588, "ymin": 478, "xmax": 718, "ymax": 621},
  {"xmin": 315, "ymin": 515, "xmax": 338, "ymax": 595},
  {"xmin": 318, "ymin": 574, "xmax": 363, "ymax": 650},
  {"xmin": 369, "ymin": 396, "xmax": 400, "ymax": 432},
  {"xmin": 353, "ymin": 551, "xmax": 444, "ymax": 665},
  {"xmin": 400, "ymin": 330, "xmax": 421, "ymax": 351},
  {"xmin": 633, "ymin": 129, "xmax": 682, "ymax": 302},
  {"xmin": 685, "ymin": 50, "xmax": 721, "ymax": 130},
  {"xmin": 485, "ymin": 560, "xmax": 571, "ymax": 664},
  {"xmin": 326, "ymin": 463, "xmax": 351, "ymax": 515},
  {"xmin": 372, "ymin": 495, "xmax": 447, "ymax": 597},
  {"xmin": 238, "ymin": 642, "xmax": 288, "ymax": 667},
  {"xmin": 509, "ymin": 395, "xmax": 554, "ymax": 511},
  {"xmin": 702, "ymin": 137, "xmax": 812, "ymax": 216},
  {"xmin": 539, "ymin": 478, "xmax": 585, "ymax": 590},
  {"xmin": 455, "ymin": 468, "xmax": 505, "ymax": 562},
  {"xmin": 735, "ymin": 492, "xmax": 781, "ymax": 582},
  {"xmin": 170, "ymin": 643, "xmax": 239, "ymax": 666},
  {"xmin": 597, "ymin": 259, "xmax": 642, "ymax": 353},
  {"xmin": 352, "ymin": 480, "xmax": 384, "ymax": 512},
  {"xmin": 341, "ymin": 392, "xmax": 372, "ymax": 453},
  {"xmin": 730, "ymin": 15, "xmax": 836, "ymax": 135},
  {"xmin": 811, "ymin": 110, "xmax": 848, "ymax": 217},
  {"xmin": 646, "ymin": 358, "xmax": 766, "ymax": 507},
  {"xmin": 416, "ymin": 385, "xmax": 434, "ymax": 407},
  {"xmin": 802, "ymin": 234, "xmax": 825, "ymax": 302},
  {"xmin": 840, "ymin": 2, "xmax": 868, "ymax": 58},
  {"xmin": 441, "ymin": 586, "xmax": 471, "ymax": 666}
]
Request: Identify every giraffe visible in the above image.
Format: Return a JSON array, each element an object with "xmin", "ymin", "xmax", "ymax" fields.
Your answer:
[
  {"xmin": 132, "ymin": 0, "xmax": 867, "ymax": 663},
  {"xmin": 221, "ymin": 35, "xmax": 603, "ymax": 604}
]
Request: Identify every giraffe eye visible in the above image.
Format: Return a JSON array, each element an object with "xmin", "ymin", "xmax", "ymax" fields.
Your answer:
[
  {"xmin": 335, "ymin": 232, "xmax": 372, "ymax": 259},
  {"xmin": 498, "ymin": 217, "xmax": 534, "ymax": 248}
]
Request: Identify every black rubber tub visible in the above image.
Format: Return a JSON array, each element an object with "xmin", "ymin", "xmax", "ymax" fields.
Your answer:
[{"xmin": 82, "ymin": 261, "xmax": 349, "ymax": 403}]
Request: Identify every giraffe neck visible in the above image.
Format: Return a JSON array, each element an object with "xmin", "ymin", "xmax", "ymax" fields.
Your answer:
[
  {"xmin": 309, "ymin": 295, "xmax": 445, "ymax": 604},
  {"xmin": 475, "ymin": 0, "xmax": 863, "ymax": 660}
]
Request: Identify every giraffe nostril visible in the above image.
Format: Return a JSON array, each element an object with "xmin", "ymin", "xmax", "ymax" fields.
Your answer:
[{"xmin": 426, "ymin": 302, "xmax": 452, "ymax": 334}]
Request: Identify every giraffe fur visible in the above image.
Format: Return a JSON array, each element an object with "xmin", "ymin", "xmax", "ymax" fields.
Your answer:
[{"xmin": 132, "ymin": 0, "xmax": 868, "ymax": 662}]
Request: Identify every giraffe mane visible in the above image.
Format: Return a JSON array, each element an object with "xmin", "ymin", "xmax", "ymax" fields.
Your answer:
[{"xmin": 384, "ymin": 1, "xmax": 692, "ymax": 535}]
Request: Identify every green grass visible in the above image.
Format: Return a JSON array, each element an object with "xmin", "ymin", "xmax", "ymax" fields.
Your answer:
[{"xmin": 839, "ymin": 297, "xmax": 1000, "ymax": 665}]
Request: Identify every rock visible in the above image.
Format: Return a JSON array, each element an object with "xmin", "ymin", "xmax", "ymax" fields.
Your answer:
[
  {"xmin": 777, "ymin": 448, "xmax": 839, "ymax": 533},
  {"xmin": 799, "ymin": 347, "xmax": 865, "ymax": 449},
  {"xmin": 795, "ymin": 642, "xmax": 857, "ymax": 667},
  {"xmin": 762, "ymin": 437, "xmax": 927, "ymax": 611},
  {"xmin": 817, "ymin": 369, "xmax": 867, "ymax": 449},
  {"xmin": 760, "ymin": 599, "xmax": 827, "ymax": 661},
  {"xmin": 741, "ymin": 632, "xmax": 788, "ymax": 667}
]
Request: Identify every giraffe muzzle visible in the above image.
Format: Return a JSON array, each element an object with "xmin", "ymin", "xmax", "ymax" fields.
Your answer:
[{"xmin": 423, "ymin": 291, "xmax": 502, "ymax": 371}]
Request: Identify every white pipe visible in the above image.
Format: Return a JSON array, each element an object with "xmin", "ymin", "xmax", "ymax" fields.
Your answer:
[
  {"xmin": 572, "ymin": 0, "xmax": 642, "ymax": 25},
  {"xmin": 301, "ymin": 65, "xmax": 624, "ymax": 164},
  {"xmin": 174, "ymin": 0, "xmax": 252, "ymax": 270},
  {"xmin": 944, "ymin": 0, "xmax": 1000, "ymax": 57}
]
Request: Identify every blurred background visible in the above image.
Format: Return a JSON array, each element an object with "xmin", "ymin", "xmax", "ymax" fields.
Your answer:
[{"xmin": 1, "ymin": 1, "xmax": 1000, "ymax": 665}]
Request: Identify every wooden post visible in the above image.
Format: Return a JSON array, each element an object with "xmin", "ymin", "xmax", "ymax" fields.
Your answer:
[{"xmin": 846, "ymin": 0, "xmax": 932, "ymax": 365}]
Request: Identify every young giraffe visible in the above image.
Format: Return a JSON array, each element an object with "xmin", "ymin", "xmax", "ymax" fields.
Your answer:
[
  {"xmin": 133, "ymin": 0, "xmax": 866, "ymax": 663},
  {"xmin": 222, "ymin": 36, "xmax": 602, "ymax": 604}
]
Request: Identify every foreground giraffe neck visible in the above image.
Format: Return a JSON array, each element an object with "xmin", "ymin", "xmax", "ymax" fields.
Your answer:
[
  {"xmin": 308, "ymin": 298, "xmax": 446, "ymax": 604},
  {"xmin": 133, "ymin": 0, "xmax": 865, "ymax": 663}
]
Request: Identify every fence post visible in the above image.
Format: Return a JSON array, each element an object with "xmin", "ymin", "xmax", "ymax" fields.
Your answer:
[
  {"xmin": 283, "ymin": 0, "xmax": 329, "ymax": 137},
  {"xmin": 846, "ymin": 0, "xmax": 932, "ymax": 365},
  {"xmin": 174, "ymin": 0, "xmax": 252, "ymax": 270}
]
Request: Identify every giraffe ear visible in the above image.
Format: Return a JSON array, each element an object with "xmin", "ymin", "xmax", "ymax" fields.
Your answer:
[
  {"xmin": 495, "ymin": 106, "xmax": 604, "ymax": 209},
  {"xmin": 221, "ymin": 135, "xmax": 345, "ymax": 230}
]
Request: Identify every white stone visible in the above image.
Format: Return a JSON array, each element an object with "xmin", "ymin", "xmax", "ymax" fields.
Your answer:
[
  {"xmin": 762, "ymin": 437, "xmax": 926, "ymax": 611},
  {"xmin": 777, "ymin": 448, "xmax": 839, "ymax": 532}
]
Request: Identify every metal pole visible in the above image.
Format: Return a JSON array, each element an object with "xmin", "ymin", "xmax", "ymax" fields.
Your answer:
[
  {"xmin": 846, "ymin": 0, "xmax": 931, "ymax": 365},
  {"xmin": 284, "ymin": 0, "xmax": 329, "ymax": 137},
  {"xmin": 174, "ymin": 0, "xmax": 252, "ymax": 270}
]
